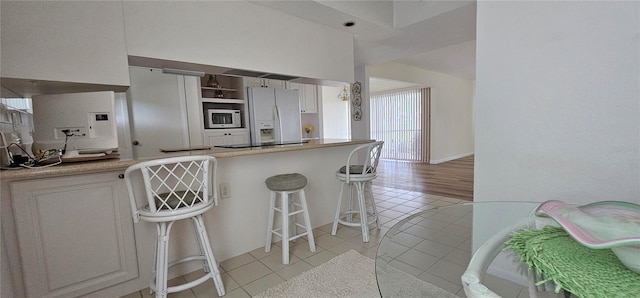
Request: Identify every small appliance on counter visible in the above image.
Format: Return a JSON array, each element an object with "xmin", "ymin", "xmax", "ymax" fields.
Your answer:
[{"xmin": 0, "ymin": 131, "xmax": 20, "ymax": 167}]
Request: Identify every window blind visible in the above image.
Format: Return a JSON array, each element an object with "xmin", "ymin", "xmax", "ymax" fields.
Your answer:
[{"xmin": 370, "ymin": 88, "xmax": 429, "ymax": 162}]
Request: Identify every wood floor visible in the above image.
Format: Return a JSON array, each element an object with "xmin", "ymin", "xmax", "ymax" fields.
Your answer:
[{"xmin": 374, "ymin": 155, "xmax": 474, "ymax": 201}]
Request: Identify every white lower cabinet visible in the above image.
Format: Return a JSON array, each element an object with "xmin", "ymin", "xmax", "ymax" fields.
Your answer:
[
  {"xmin": 11, "ymin": 171, "xmax": 138, "ymax": 297},
  {"xmin": 205, "ymin": 129, "xmax": 250, "ymax": 147}
]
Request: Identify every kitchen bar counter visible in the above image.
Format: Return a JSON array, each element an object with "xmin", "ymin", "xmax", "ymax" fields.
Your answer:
[
  {"xmin": 2, "ymin": 138, "xmax": 375, "ymax": 296},
  {"xmin": 0, "ymin": 138, "xmax": 373, "ymax": 181}
]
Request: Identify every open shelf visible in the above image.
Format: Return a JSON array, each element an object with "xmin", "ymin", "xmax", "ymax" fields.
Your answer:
[
  {"xmin": 200, "ymin": 74, "xmax": 244, "ymax": 100},
  {"xmin": 201, "ymin": 98, "xmax": 244, "ymax": 104},
  {"xmin": 201, "ymin": 86, "xmax": 238, "ymax": 92}
]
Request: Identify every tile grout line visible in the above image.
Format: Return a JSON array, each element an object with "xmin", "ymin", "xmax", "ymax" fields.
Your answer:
[{"xmin": 123, "ymin": 186, "xmax": 467, "ymax": 298}]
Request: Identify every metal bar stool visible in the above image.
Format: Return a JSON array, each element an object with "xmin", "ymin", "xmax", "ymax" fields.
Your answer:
[
  {"xmin": 124, "ymin": 155, "xmax": 225, "ymax": 297},
  {"xmin": 332, "ymin": 141, "xmax": 384, "ymax": 243},
  {"xmin": 264, "ymin": 173, "xmax": 316, "ymax": 264}
]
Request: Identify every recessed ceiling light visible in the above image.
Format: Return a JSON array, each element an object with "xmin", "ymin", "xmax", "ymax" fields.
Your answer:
[{"xmin": 343, "ymin": 21, "xmax": 355, "ymax": 27}]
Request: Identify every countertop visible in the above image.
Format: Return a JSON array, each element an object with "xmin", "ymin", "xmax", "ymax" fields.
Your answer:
[{"xmin": 0, "ymin": 139, "xmax": 373, "ymax": 181}]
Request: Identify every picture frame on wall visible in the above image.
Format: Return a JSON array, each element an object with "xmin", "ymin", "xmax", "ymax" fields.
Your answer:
[{"xmin": 351, "ymin": 81, "xmax": 362, "ymax": 121}]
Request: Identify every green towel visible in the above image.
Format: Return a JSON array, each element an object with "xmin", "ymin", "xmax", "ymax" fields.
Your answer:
[{"xmin": 505, "ymin": 226, "xmax": 640, "ymax": 298}]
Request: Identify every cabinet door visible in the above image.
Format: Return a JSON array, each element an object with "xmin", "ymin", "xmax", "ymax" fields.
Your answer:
[
  {"xmin": 229, "ymin": 131, "xmax": 250, "ymax": 145},
  {"xmin": 205, "ymin": 130, "xmax": 249, "ymax": 146},
  {"xmin": 205, "ymin": 131, "xmax": 227, "ymax": 147},
  {"xmin": 1, "ymin": 1, "xmax": 129, "ymax": 90},
  {"xmin": 244, "ymin": 78, "xmax": 285, "ymax": 89},
  {"xmin": 128, "ymin": 67, "xmax": 190, "ymax": 158},
  {"xmin": 290, "ymin": 83, "xmax": 318, "ymax": 113},
  {"xmin": 11, "ymin": 172, "xmax": 138, "ymax": 297},
  {"xmin": 263, "ymin": 79, "xmax": 286, "ymax": 89},
  {"xmin": 243, "ymin": 77, "xmax": 264, "ymax": 88},
  {"xmin": 301, "ymin": 84, "xmax": 318, "ymax": 113}
]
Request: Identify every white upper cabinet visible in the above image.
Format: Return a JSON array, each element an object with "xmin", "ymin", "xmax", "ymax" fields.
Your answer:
[
  {"xmin": 0, "ymin": 1, "xmax": 130, "ymax": 94},
  {"xmin": 243, "ymin": 77, "xmax": 263, "ymax": 89},
  {"xmin": 127, "ymin": 67, "xmax": 193, "ymax": 159},
  {"xmin": 264, "ymin": 79, "xmax": 287, "ymax": 89},
  {"xmin": 288, "ymin": 83, "xmax": 318, "ymax": 113},
  {"xmin": 244, "ymin": 78, "xmax": 286, "ymax": 89},
  {"xmin": 301, "ymin": 84, "xmax": 318, "ymax": 113}
]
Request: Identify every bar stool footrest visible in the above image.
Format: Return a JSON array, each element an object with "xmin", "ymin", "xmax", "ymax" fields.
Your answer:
[
  {"xmin": 336, "ymin": 211, "xmax": 378, "ymax": 226},
  {"xmin": 151, "ymin": 254, "xmax": 223, "ymax": 294},
  {"xmin": 166, "ymin": 272, "xmax": 213, "ymax": 293},
  {"xmin": 270, "ymin": 228, "xmax": 312, "ymax": 240},
  {"xmin": 273, "ymin": 207, "xmax": 305, "ymax": 216}
]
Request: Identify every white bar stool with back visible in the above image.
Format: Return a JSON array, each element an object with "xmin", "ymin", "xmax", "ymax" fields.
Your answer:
[
  {"xmin": 124, "ymin": 155, "xmax": 225, "ymax": 297},
  {"xmin": 332, "ymin": 141, "xmax": 384, "ymax": 242},
  {"xmin": 264, "ymin": 173, "xmax": 316, "ymax": 264}
]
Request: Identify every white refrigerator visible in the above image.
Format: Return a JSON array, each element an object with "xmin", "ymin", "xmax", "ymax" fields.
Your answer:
[{"xmin": 247, "ymin": 87, "xmax": 302, "ymax": 145}]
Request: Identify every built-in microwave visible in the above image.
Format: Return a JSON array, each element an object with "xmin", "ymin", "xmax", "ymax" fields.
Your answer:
[{"xmin": 206, "ymin": 109, "xmax": 242, "ymax": 128}]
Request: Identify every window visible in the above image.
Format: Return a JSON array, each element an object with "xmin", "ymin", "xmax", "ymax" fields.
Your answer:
[
  {"xmin": 1, "ymin": 98, "xmax": 32, "ymax": 113},
  {"xmin": 370, "ymin": 88, "xmax": 429, "ymax": 162}
]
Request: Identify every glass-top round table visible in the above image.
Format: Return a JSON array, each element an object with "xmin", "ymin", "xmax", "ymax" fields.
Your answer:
[{"xmin": 375, "ymin": 202, "xmax": 544, "ymax": 297}]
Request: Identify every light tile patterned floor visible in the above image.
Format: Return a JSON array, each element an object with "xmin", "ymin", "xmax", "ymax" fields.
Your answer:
[
  {"xmin": 376, "ymin": 203, "xmax": 532, "ymax": 297},
  {"xmin": 121, "ymin": 186, "xmax": 473, "ymax": 298}
]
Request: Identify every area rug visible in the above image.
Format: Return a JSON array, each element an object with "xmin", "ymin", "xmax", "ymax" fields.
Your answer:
[{"xmin": 254, "ymin": 250, "xmax": 457, "ymax": 298}]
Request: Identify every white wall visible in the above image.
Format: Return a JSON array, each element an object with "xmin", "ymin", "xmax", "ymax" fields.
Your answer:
[
  {"xmin": 369, "ymin": 77, "xmax": 419, "ymax": 93},
  {"xmin": 122, "ymin": 1, "xmax": 354, "ymax": 84},
  {"xmin": 368, "ymin": 62, "xmax": 475, "ymax": 162},
  {"xmin": 321, "ymin": 86, "xmax": 351, "ymax": 139},
  {"xmin": 474, "ymin": 1, "xmax": 640, "ymax": 203},
  {"xmin": 351, "ymin": 65, "xmax": 371, "ymax": 140}
]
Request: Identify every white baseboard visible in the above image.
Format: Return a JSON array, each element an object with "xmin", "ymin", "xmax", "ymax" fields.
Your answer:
[{"xmin": 429, "ymin": 152, "xmax": 474, "ymax": 164}]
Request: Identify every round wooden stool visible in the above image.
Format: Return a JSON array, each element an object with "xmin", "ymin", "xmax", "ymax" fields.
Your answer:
[{"xmin": 264, "ymin": 173, "xmax": 316, "ymax": 264}]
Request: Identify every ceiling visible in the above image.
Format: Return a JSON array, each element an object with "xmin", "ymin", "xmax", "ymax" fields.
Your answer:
[{"xmin": 252, "ymin": 0, "xmax": 477, "ymax": 81}]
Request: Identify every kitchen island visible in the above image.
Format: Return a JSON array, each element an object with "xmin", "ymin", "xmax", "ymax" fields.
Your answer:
[{"xmin": 1, "ymin": 139, "xmax": 373, "ymax": 297}]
